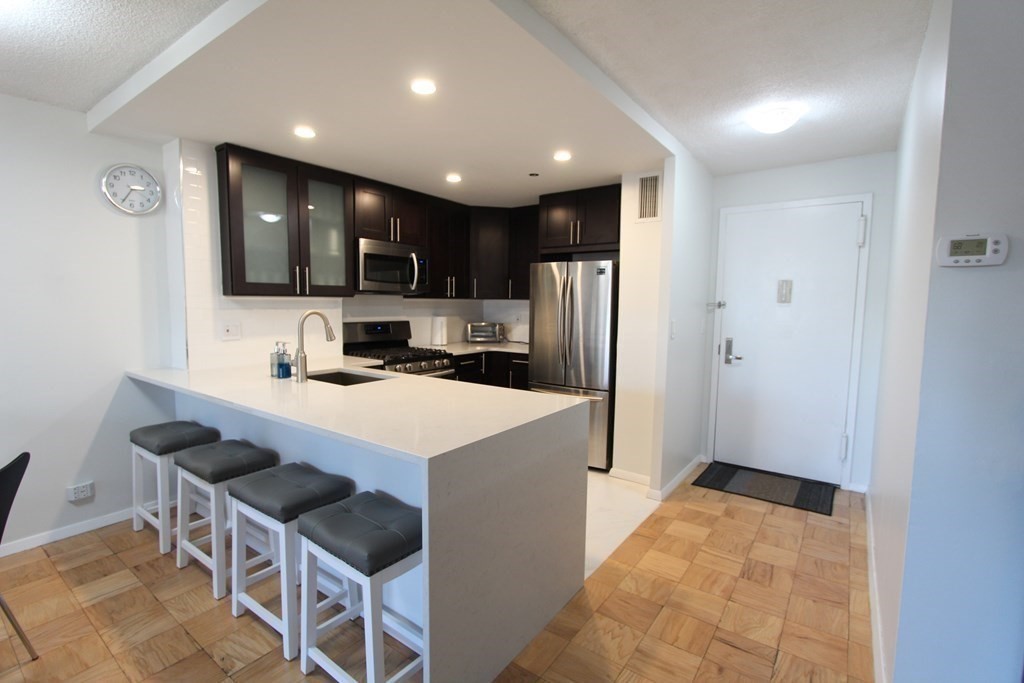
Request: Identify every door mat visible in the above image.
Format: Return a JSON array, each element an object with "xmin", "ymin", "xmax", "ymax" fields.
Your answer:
[{"xmin": 692, "ymin": 462, "xmax": 837, "ymax": 516}]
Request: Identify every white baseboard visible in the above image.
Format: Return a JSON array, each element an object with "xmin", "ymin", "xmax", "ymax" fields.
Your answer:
[
  {"xmin": 845, "ymin": 482, "xmax": 869, "ymax": 494},
  {"xmin": 865, "ymin": 494, "xmax": 887, "ymax": 683},
  {"xmin": 647, "ymin": 455, "xmax": 706, "ymax": 501},
  {"xmin": 0, "ymin": 507, "xmax": 134, "ymax": 558},
  {"xmin": 608, "ymin": 468, "xmax": 650, "ymax": 487}
]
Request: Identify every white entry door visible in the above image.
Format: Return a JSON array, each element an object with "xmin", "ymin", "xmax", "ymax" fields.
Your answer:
[{"xmin": 712, "ymin": 198, "xmax": 868, "ymax": 485}]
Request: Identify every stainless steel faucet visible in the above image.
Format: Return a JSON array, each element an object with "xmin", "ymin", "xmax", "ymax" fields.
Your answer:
[{"xmin": 294, "ymin": 310, "xmax": 337, "ymax": 382}]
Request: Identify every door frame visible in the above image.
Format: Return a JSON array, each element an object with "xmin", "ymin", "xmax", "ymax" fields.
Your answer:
[{"xmin": 705, "ymin": 194, "xmax": 873, "ymax": 489}]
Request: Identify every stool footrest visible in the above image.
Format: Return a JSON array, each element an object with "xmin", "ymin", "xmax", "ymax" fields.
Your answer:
[{"xmin": 238, "ymin": 593, "xmax": 284, "ymax": 635}]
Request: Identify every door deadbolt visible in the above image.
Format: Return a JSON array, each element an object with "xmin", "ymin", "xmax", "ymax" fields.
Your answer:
[{"xmin": 724, "ymin": 337, "xmax": 744, "ymax": 364}]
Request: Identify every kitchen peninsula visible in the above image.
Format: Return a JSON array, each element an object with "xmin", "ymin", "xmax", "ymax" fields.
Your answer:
[{"xmin": 128, "ymin": 359, "xmax": 588, "ymax": 682}]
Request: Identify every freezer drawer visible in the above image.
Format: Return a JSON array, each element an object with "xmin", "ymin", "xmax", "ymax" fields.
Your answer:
[{"xmin": 529, "ymin": 383, "xmax": 612, "ymax": 470}]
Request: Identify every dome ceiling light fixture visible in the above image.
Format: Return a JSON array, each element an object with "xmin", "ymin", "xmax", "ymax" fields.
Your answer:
[
  {"xmin": 744, "ymin": 101, "xmax": 809, "ymax": 134},
  {"xmin": 411, "ymin": 78, "xmax": 437, "ymax": 95}
]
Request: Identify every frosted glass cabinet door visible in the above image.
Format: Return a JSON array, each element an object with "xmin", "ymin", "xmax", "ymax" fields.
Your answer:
[
  {"xmin": 307, "ymin": 180, "xmax": 346, "ymax": 287},
  {"xmin": 298, "ymin": 166, "xmax": 354, "ymax": 296},
  {"xmin": 241, "ymin": 165, "xmax": 292, "ymax": 285}
]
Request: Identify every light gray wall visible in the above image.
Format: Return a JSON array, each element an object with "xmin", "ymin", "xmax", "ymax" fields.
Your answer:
[
  {"xmin": 892, "ymin": 0, "xmax": 1024, "ymax": 678},
  {"xmin": 0, "ymin": 94, "xmax": 174, "ymax": 549},
  {"xmin": 713, "ymin": 152, "xmax": 898, "ymax": 491},
  {"xmin": 868, "ymin": 3, "xmax": 950, "ymax": 678}
]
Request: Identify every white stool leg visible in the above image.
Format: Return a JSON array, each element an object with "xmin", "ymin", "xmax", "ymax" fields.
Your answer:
[
  {"xmin": 211, "ymin": 484, "xmax": 228, "ymax": 599},
  {"xmin": 131, "ymin": 446, "xmax": 143, "ymax": 532},
  {"xmin": 176, "ymin": 469, "xmax": 190, "ymax": 569},
  {"xmin": 364, "ymin": 576, "xmax": 385, "ymax": 683},
  {"xmin": 300, "ymin": 539, "xmax": 317, "ymax": 675},
  {"xmin": 280, "ymin": 522, "xmax": 298, "ymax": 660},
  {"xmin": 231, "ymin": 498, "xmax": 247, "ymax": 617},
  {"xmin": 156, "ymin": 455, "xmax": 172, "ymax": 554}
]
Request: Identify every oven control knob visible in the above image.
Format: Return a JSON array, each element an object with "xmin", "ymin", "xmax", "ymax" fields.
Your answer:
[
  {"xmin": 390, "ymin": 365, "xmax": 401, "ymax": 373},
  {"xmin": 443, "ymin": 358, "xmax": 451, "ymax": 367},
  {"xmin": 420, "ymin": 361, "xmax": 429, "ymax": 370},
  {"xmin": 434, "ymin": 360, "xmax": 443, "ymax": 368},
  {"xmin": 405, "ymin": 363, "xmax": 414, "ymax": 372}
]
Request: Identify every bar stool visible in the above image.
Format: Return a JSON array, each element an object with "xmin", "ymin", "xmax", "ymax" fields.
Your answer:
[
  {"xmin": 130, "ymin": 421, "xmax": 220, "ymax": 554},
  {"xmin": 298, "ymin": 491, "xmax": 424, "ymax": 683},
  {"xmin": 227, "ymin": 463, "xmax": 354, "ymax": 660},
  {"xmin": 174, "ymin": 439, "xmax": 278, "ymax": 598}
]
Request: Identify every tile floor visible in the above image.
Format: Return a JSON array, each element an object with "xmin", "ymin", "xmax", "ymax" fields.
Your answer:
[{"xmin": 0, "ymin": 465, "xmax": 872, "ymax": 681}]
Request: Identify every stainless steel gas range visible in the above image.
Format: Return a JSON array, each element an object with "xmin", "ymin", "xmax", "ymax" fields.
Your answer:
[{"xmin": 342, "ymin": 321, "xmax": 455, "ymax": 378}]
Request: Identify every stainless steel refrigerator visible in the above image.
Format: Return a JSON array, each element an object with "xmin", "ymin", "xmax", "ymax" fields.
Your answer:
[{"xmin": 529, "ymin": 260, "xmax": 618, "ymax": 469}]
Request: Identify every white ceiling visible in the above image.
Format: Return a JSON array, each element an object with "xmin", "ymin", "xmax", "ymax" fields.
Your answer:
[{"xmin": 1, "ymin": 0, "xmax": 933, "ymax": 203}]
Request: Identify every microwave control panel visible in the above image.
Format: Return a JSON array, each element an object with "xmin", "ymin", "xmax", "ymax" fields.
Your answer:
[{"xmin": 935, "ymin": 233, "xmax": 1008, "ymax": 267}]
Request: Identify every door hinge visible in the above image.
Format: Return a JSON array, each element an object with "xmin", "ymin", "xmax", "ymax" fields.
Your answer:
[
  {"xmin": 858, "ymin": 216, "xmax": 867, "ymax": 247},
  {"xmin": 840, "ymin": 433, "xmax": 850, "ymax": 462},
  {"xmin": 717, "ymin": 343, "xmax": 721, "ymax": 355}
]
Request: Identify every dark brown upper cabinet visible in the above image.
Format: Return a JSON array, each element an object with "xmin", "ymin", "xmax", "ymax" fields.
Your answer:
[
  {"xmin": 428, "ymin": 200, "xmax": 471, "ymax": 298},
  {"xmin": 509, "ymin": 205, "xmax": 539, "ymax": 300},
  {"xmin": 539, "ymin": 183, "xmax": 621, "ymax": 253},
  {"xmin": 469, "ymin": 207, "xmax": 509, "ymax": 299},
  {"xmin": 354, "ymin": 179, "xmax": 428, "ymax": 246},
  {"xmin": 217, "ymin": 144, "xmax": 355, "ymax": 297}
]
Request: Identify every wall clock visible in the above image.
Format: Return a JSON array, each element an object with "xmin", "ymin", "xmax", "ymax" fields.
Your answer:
[{"xmin": 101, "ymin": 164, "xmax": 162, "ymax": 214}]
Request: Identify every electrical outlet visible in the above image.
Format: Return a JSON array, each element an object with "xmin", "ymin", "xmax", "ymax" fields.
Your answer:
[
  {"xmin": 66, "ymin": 481, "xmax": 94, "ymax": 502},
  {"xmin": 221, "ymin": 322, "xmax": 241, "ymax": 340}
]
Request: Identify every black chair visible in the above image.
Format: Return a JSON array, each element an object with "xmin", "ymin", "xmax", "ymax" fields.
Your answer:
[{"xmin": 0, "ymin": 453, "xmax": 38, "ymax": 660}]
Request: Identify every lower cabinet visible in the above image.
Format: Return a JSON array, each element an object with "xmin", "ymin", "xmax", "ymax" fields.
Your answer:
[
  {"xmin": 454, "ymin": 353, "xmax": 484, "ymax": 383},
  {"xmin": 456, "ymin": 352, "xmax": 529, "ymax": 389},
  {"xmin": 509, "ymin": 354, "xmax": 529, "ymax": 390}
]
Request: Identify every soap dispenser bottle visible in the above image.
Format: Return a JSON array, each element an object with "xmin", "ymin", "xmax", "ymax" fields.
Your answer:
[
  {"xmin": 276, "ymin": 342, "xmax": 292, "ymax": 379},
  {"xmin": 271, "ymin": 341, "xmax": 287, "ymax": 377}
]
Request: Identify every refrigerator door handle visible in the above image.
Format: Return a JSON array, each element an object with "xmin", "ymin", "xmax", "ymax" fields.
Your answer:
[
  {"xmin": 565, "ymin": 276, "xmax": 574, "ymax": 366},
  {"xmin": 555, "ymin": 275, "xmax": 565, "ymax": 366}
]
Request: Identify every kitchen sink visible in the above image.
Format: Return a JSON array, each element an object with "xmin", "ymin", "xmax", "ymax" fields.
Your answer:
[{"xmin": 307, "ymin": 370, "xmax": 393, "ymax": 386}]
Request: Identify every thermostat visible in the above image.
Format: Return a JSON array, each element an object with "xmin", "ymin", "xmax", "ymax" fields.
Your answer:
[{"xmin": 935, "ymin": 233, "xmax": 1008, "ymax": 267}]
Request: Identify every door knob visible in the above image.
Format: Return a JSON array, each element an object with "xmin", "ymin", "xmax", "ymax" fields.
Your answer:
[{"xmin": 724, "ymin": 337, "xmax": 743, "ymax": 364}]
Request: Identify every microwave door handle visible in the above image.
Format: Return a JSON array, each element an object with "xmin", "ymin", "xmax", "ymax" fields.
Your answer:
[{"xmin": 409, "ymin": 252, "xmax": 419, "ymax": 292}]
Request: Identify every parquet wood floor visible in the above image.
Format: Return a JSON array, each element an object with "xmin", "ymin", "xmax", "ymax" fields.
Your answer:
[
  {"xmin": 497, "ymin": 465, "xmax": 873, "ymax": 683},
  {"xmin": 0, "ymin": 464, "xmax": 871, "ymax": 682}
]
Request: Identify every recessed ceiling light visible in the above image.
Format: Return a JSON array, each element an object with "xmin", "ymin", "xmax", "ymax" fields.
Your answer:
[
  {"xmin": 411, "ymin": 78, "xmax": 437, "ymax": 95},
  {"xmin": 745, "ymin": 102, "xmax": 808, "ymax": 134},
  {"xmin": 258, "ymin": 212, "xmax": 283, "ymax": 223},
  {"xmin": 446, "ymin": 173, "xmax": 462, "ymax": 183},
  {"xmin": 293, "ymin": 125, "xmax": 316, "ymax": 139},
  {"xmin": 553, "ymin": 150, "xmax": 572, "ymax": 162},
  {"xmin": 307, "ymin": 204, "xmax": 315, "ymax": 210}
]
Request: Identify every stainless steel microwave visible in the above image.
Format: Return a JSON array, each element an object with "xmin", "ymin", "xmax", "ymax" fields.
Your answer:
[{"xmin": 357, "ymin": 238, "xmax": 428, "ymax": 294}]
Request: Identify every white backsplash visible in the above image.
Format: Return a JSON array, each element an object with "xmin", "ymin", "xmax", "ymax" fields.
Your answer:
[
  {"xmin": 343, "ymin": 295, "xmax": 483, "ymax": 346},
  {"xmin": 483, "ymin": 300, "xmax": 530, "ymax": 342}
]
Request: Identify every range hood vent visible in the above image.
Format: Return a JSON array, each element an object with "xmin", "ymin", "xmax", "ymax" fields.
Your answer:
[{"xmin": 637, "ymin": 174, "xmax": 660, "ymax": 221}]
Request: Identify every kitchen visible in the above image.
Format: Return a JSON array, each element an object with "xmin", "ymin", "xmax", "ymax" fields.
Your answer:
[{"xmin": 2, "ymin": 1, "xmax": 1023, "ymax": 682}]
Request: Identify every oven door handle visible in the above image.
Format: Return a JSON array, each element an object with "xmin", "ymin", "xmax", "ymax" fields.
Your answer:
[{"xmin": 421, "ymin": 368, "xmax": 455, "ymax": 378}]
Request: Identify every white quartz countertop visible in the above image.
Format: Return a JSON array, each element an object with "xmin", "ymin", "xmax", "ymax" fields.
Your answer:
[
  {"xmin": 439, "ymin": 342, "xmax": 530, "ymax": 355},
  {"xmin": 127, "ymin": 354, "xmax": 578, "ymax": 463}
]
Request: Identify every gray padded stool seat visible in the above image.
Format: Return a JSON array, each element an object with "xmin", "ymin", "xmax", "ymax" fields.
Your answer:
[
  {"xmin": 298, "ymin": 491, "xmax": 422, "ymax": 576},
  {"xmin": 174, "ymin": 439, "xmax": 278, "ymax": 599},
  {"xmin": 130, "ymin": 421, "xmax": 220, "ymax": 455},
  {"xmin": 174, "ymin": 439, "xmax": 277, "ymax": 484},
  {"xmin": 228, "ymin": 463, "xmax": 354, "ymax": 523},
  {"xmin": 227, "ymin": 463, "xmax": 354, "ymax": 660},
  {"xmin": 130, "ymin": 421, "xmax": 220, "ymax": 554},
  {"xmin": 298, "ymin": 492, "xmax": 424, "ymax": 682}
]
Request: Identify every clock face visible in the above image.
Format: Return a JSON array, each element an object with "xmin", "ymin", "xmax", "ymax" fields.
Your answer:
[{"xmin": 101, "ymin": 164, "xmax": 162, "ymax": 214}]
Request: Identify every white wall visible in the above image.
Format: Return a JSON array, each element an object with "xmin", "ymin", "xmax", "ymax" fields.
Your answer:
[
  {"xmin": 657, "ymin": 153, "xmax": 713, "ymax": 496},
  {"xmin": 611, "ymin": 170, "xmax": 669, "ymax": 483},
  {"xmin": 0, "ymin": 94, "xmax": 175, "ymax": 549},
  {"xmin": 868, "ymin": 2, "xmax": 950, "ymax": 679},
  {"xmin": 713, "ymin": 152, "xmax": 899, "ymax": 491},
  {"xmin": 892, "ymin": 0, "xmax": 1024, "ymax": 679}
]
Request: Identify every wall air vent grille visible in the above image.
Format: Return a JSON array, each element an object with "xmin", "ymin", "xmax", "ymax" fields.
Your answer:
[{"xmin": 638, "ymin": 175, "xmax": 660, "ymax": 221}]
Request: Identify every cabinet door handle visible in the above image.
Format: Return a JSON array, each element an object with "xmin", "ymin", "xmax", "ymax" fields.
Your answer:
[
  {"xmin": 294, "ymin": 266, "xmax": 300, "ymax": 294},
  {"xmin": 458, "ymin": 360, "xmax": 475, "ymax": 366},
  {"xmin": 305, "ymin": 266, "xmax": 310, "ymax": 295},
  {"xmin": 390, "ymin": 217, "xmax": 394, "ymax": 241},
  {"xmin": 508, "ymin": 279, "xmax": 512, "ymax": 299},
  {"xmin": 473, "ymin": 277, "xmax": 477, "ymax": 298},
  {"xmin": 508, "ymin": 370, "xmax": 512, "ymax": 388},
  {"xmin": 397, "ymin": 217, "xmax": 401, "ymax": 243}
]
